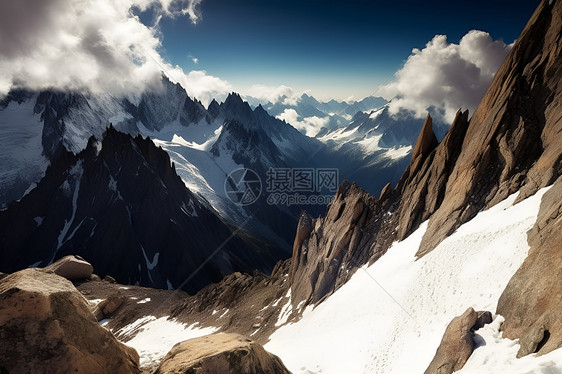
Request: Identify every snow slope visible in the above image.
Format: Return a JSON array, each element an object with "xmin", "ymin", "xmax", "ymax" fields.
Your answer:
[
  {"xmin": 265, "ymin": 186, "xmax": 557, "ymax": 374},
  {"xmin": 0, "ymin": 96, "xmax": 48, "ymax": 207},
  {"xmin": 116, "ymin": 315, "xmax": 218, "ymax": 368}
]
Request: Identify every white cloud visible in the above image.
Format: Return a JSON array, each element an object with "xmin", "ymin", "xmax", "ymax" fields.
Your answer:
[
  {"xmin": 245, "ymin": 84, "xmax": 301, "ymax": 106},
  {"xmin": 181, "ymin": 0, "xmax": 203, "ymax": 24},
  {"xmin": 377, "ymin": 30, "xmax": 512, "ymax": 123},
  {"xmin": 0, "ymin": 0, "xmax": 228, "ymax": 103},
  {"xmin": 276, "ymin": 108, "xmax": 329, "ymax": 137},
  {"xmin": 172, "ymin": 69, "xmax": 231, "ymax": 106}
]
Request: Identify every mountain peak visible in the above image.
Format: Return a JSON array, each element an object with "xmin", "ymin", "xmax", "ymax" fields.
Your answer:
[
  {"xmin": 411, "ymin": 113, "xmax": 438, "ymax": 162},
  {"xmin": 225, "ymin": 92, "xmax": 244, "ymax": 104}
]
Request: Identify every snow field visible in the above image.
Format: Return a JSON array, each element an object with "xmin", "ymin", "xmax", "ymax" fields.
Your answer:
[{"xmin": 266, "ymin": 187, "xmax": 553, "ymax": 374}]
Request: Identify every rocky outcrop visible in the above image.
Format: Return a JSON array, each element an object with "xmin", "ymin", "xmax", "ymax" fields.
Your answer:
[
  {"xmin": 0, "ymin": 268, "xmax": 140, "ymax": 373},
  {"xmin": 91, "ymin": 294, "xmax": 126, "ymax": 321},
  {"xmin": 0, "ymin": 127, "xmax": 286, "ymax": 294},
  {"xmin": 288, "ymin": 111, "xmax": 468, "ymax": 306},
  {"xmin": 417, "ymin": 0, "xmax": 562, "ymax": 256},
  {"xmin": 43, "ymin": 255, "xmax": 93, "ymax": 280},
  {"xmin": 395, "ymin": 110, "xmax": 469, "ymax": 241},
  {"xmin": 424, "ymin": 307, "xmax": 491, "ymax": 374},
  {"xmin": 497, "ymin": 175, "xmax": 562, "ymax": 357},
  {"xmin": 155, "ymin": 333, "xmax": 291, "ymax": 374},
  {"xmin": 411, "ymin": 114, "xmax": 439, "ymax": 163},
  {"xmin": 288, "ymin": 181, "xmax": 395, "ymax": 306}
]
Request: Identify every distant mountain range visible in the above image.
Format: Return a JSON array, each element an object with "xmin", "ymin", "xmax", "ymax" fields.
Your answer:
[
  {"xmin": 0, "ymin": 76, "xmax": 441, "ymax": 292},
  {"xmin": 245, "ymin": 93, "xmax": 388, "ymax": 136}
]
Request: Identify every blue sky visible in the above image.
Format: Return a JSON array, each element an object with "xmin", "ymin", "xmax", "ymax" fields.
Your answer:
[{"xmin": 147, "ymin": 0, "xmax": 539, "ymax": 101}]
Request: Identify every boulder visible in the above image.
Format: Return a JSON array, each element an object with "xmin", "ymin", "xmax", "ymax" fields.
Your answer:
[
  {"xmin": 0, "ymin": 268, "xmax": 140, "ymax": 374},
  {"xmin": 156, "ymin": 333, "xmax": 291, "ymax": 374},
  {"xmin": 43, "ymin": 255, "xmax": 93, "ymax": 280},
  {"xmin": 424, "ymin": 307, "xmax": 486, "ymax": 374},
  {"xmin": 90, "ymin": 294, "xmax": 125, "ymax": 321},
  {"xmin": 104, "ymin": 275, "xmax": 117, "ymax": 283}
]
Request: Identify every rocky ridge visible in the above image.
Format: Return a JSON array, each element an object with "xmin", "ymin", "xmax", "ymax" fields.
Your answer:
[
  {"xmin": 0, "ymin": 127, "xmax": 285, "ymax": 294},
  {"xmin": 288, "ymin": 0, "xmax": 561, "ymax": 309}
]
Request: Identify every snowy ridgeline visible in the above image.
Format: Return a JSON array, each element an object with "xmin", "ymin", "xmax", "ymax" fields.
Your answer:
[{"xmin": 111, "ymin": 187, "xmax": 562, "ymax": 373}]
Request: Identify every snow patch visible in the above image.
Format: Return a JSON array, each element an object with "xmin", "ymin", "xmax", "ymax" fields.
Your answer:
[
  {"xmin": 219, "ymin": 309, "xmax": 229, "ymax": 318},
  {"xmin": 118, "ymin": 316, "xmax": 218, "ymax": 368},
  {"xmin": 99, "ymin": 319, "xmax": 111, "ymax": 327},
  {"xmin": 459, "ymin": 315, "xmax": 562, "ymax": 374},
  {"xmin": 275, "ymin": 290, "xmax": 293, "ymax": 327},
  {"xmin": 53, "ymin": 161, "xmax": 84, "ymax": 262}
]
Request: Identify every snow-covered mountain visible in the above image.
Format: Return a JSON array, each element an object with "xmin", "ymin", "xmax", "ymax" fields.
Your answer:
[
  {"xmin": 0, "ymin": 127, "xmax": 286, "ymax": 293},
  {"xmin": 246, "ymin": 93, "xmax": 388, "ymax": 136},
  {"xmin": 0, "ymin": 79, "xmax": 420, "ymax": 248}
]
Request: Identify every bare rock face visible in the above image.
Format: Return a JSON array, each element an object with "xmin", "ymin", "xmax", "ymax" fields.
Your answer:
[
  {"xmin": 0, "ymin": 268, "xmax": 140, "ymax": 374},
  {"xmin": 424, "ymin": 307, "xmax": 489, "ymax": 374},
  {"xmin": 289, "ymin": 181, "xmax": 393, "ymax": 306},
  {"xmin": 378, "ymin": 182, "xmax": 392, "ymax": 201},
  {"xmin": 155, "ymin": 333, "xmax": 291, "ymax": 374},
  {"xmin": 43, "ymin": 255, "xmax": 93, "ymax": 280},
  {"xmin": 418, "ymin": 0, "xmax": 562, "ymax": 256},
  {"xmin": 411, "ymin": 114, "xmax": 439, "ymax": 163},
  {"xmin": 497, "ymin": 175, "xmax": 562, "ymax": 357},
  {"xmin": 396, "ymin": 110, "xmax": 469, "ymax": 241}
]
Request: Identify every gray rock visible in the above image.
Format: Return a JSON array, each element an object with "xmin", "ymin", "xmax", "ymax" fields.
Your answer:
[{"xmin": 43, "ymin": 255, "xmax": 93, "ymax": 280}]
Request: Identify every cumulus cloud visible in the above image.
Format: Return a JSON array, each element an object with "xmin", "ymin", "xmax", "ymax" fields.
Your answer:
[
  {"xmin": 0, "ymin": 0, "xmax": 227, "ymax": 103},
  {"xmin": 377, "ymin": 30, "xmax": 512, "ymax": 123},
  {"xmin": 246, "ymin": 84, "xmax": 302, "ymax": 106},
  {"xmin": 277, "ymin": 108, "xmax": 329, "ymax": 137},
  {"xmin": 172, "ymin": 69, "xmax": 231, "ymax": 106}
]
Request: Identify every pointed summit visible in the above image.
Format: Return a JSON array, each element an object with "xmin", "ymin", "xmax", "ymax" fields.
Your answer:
[
  {"xmin": 224, "ymin": 92, "xmax": 244, "ymax": 105},
  {"xmin": 411, "ymin": 113, "xmax": 438, "ymax": 162}
]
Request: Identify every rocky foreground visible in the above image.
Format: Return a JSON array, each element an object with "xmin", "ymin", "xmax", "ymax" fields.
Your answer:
[{"xmin": 0, "ymin": 256, "xmax": 291, "ymax": 374}]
